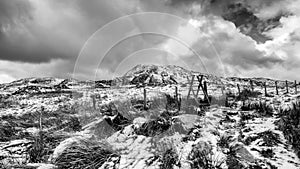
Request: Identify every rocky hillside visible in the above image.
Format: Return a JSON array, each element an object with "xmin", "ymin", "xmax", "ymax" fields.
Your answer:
[{"xmin": 1, "ymin": 65, "xmax": 300, "ymax": 169}]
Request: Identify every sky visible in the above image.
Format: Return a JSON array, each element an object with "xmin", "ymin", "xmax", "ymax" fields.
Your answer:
[{"xmin": 0, "ymin": 0, "xmax": 300, "ymax": 83}]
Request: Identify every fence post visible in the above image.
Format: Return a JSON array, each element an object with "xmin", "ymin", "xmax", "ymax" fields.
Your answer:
[
  {"xmin": 286, "ymin": 80, "xmax": 289, "ymax": 93},
  {"xmin": 295, "ymin": 80, "xmax": 298, "ymax": 94},
  {"xmin": 221, "ymin": 86, "xmax": 225, "ymax": 95},
  {"xmin": 237, "ymin": 84, "xmax": 241, "ymax": 96},
  {"xmin": 187, "ymin": 75, "xmax": 195, "ymax": 100},
  {"xmin": 92, "ymin": 95, "xmax": 96, "ymax": 110},
  {"xmin": 264, "ymin": 82, "xmax": 267, "ymax": 96},
  {"xmin": 144, "ymin": 88, "xmax": 147, "ymax": 110},
  {"xmin": 203, "ymin": 81, "xmax": 208, "ymax": 101},
  {"xmin": 175, "ymin": 86, "xmax": 178, "ymax": 100},
  {"xmin": 250, "ymin": 80, "xmax": 254, "ymax": 91},
  {"xmin": 275, "ymin": 81, "xmax": 279, "ymax": 95}
]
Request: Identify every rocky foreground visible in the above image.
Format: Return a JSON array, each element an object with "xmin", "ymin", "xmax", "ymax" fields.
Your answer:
[{"xmin": 0, "ymin": 65, "xmax": 300, "ymax": 169}]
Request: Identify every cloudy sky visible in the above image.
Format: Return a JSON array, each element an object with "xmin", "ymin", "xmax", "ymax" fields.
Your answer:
[{"xmin": 0, "ymin": 0, "xmax": 300, "ymax": 83}]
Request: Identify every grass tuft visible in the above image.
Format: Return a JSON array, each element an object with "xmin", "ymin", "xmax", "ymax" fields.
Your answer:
[{"xmin": 54, "ymin": 139, "xmax": 119, "ymax": 169}]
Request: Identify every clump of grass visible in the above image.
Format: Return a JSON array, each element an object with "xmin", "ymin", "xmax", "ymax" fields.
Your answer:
[
  {"xmin": 28, "ymin": 131, "xmax": 47, "ymax": 163},
  {"xmin": 260, "ymin": 148, "xmax": 275, "ymax": 158},
  {"xmin": 240, "ymin": 111, "xmax": 254, "ymax": 121},
  {"xmin": 180, "ymin": 98, "xmax": 199, "ymax": 114},
  {"xmin": 243, "ymin": 130, "xmax": 281, "ymax": 146},
  {"xmin": 210, "ymin": 95, "xmax": 228, "ymax": 107},
  {"xmin": 27, "ymin": 131, "xmax": 68, "ymax": 163},
  {"xmin": 134, "ymin": 117, "xmax": 172, "ymax": 137},
  {"xmin": 54, "ymin": 139, "xmax": 119, "ymax": 169},
  {"xmin": 165, "ymin": 94, "xmax": 181, "ymax": 111},
  {"xmin": 150, "ymin": 96, "xmax": 168, "ymax": 110},
  {"xmin": 254, "ymin": 102, "xmax": 274, "ymax": 117},
  {"xmin": 276, "ymin": 102, "xmax": 300, "ymax": 158},
  {"xmin": 148, "ymin": 138, "xmax": 181, "ymax": 168},
  {"xmin": 182, "ymin": 125, "xmax": 202, "ymax": 142},
  {"xmin": 258, "ymin": 130, "xmax": 281, "ymax": 147},
  {"xmin": 225, "ymin": 144, "xmax": 247, "ymax": 169},
  {"xmin": 159, "ymin": 148, "xmax": 180, "ymax": 169},
  {"xmin": 67, "ymin": 116, "xmax": 82, "ymax": 132},
  {"xmin": 217, "ymin": 134, "xmax": 233, "ymax": 149},
  {"xmin": 0, "ymin": 120, "xmax": 18, "ymax": 142},
  {"xmin": 236, "ymin": 89, "xmax": 261, "ymax": 101},
  {"xmin": 188, "ymin": 141, "xmax": 224, "ymax": 169},
  {"xmin": 240, "ymin": 101, "xmax": 273, "ymax": 117}
]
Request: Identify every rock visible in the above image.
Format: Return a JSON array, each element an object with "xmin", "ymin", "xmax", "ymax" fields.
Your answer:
[
  {"xmin": 104, "ymin": 113, "xmax": 132, "ymax": 131},
  {"xmin": 81, "ymin": 117, "xmax": 116, "ymax": 139},
  {"xmin": 233, "ymin": 143, "xmax": 256, "ymax": 163}
]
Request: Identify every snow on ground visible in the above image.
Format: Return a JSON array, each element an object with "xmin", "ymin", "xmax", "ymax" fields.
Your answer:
[{"xmin": 1, "ymin": 66, "xmax": 300, "ymax": 168}]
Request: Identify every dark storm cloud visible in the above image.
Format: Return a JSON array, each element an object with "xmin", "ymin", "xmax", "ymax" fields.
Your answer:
[
  {"xmin": 0, "ymin": 0, "xmax": 286, "ymax": 63},
  {"xmin": 0, "ymin": 0, "xmax": 33, "ymax": 28},
  {"xmin": 0, "ymin": 0, "xmax": 140, "ymax": 63},
  {"xmin": 0, "ymin": 0, "xmax": 299, "ymax": 83}
]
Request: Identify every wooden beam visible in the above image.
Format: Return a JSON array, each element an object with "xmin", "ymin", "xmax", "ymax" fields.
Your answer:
[
  {"xmin": 286, "ymin": 80, "xmax": 289, "ymax": 93},
  {"xmin": 250, "ymin": 80, "xmax": 254, "ymax": 91},
  {"xmin": 275, "ymin": 81, "xmax": 279, "ymax": 95},
  {"xmin": 187, "ymin": 75, "xmax": 195, "ymax": 100},
  {"xmin": 237, "ymin": 84, "xmax": 241, "ymax": 95},
  {"xmin": 264, "ymin": 82, "xmax": 267, "ymax": 96},
  {"xmin": 143, "ymin": 88, "xmax": 147, "ymax": 110},
  {"xmin": 295, "ymin": 80, "xmax": 298, "ymax": 94}
]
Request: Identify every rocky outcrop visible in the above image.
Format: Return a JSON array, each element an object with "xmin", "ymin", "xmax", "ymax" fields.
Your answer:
[{"xmin": 121, "ymin": 64, "xmax": 190, "ymax": 86}]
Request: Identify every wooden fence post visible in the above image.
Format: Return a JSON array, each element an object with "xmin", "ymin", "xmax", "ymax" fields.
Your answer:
[
  {"xmin": 286, "ymin": 80, "xmax": 289, "ymax": 94},
  {"xmin": 196, "ymin": 75, "xmax": 203, "ymax": 97},
  {"xmin": 295, "ymin": 80, "xmax": 298, "ymax": 94},
  {"xmin": 175, "ymin": 86, "xmax": 178, "ymax": 100},
  {"xmin": 92, "ymin": 95, "xmax": 96, "ymax": 110},
  {"xmin": 203, "ymin": 81, "xmax": 208, "ymax": 101},
  {"xmin": 250, "ymin": 80, "xmax": 254, "ymax": 91},
  {"xmin": 264, "ymin": 82, "xmax": 267, "ymax": 96},
  {"xmin": 187, "ymin": 75, "xmax": 195, "ymax": 100},
  {"xmin": 237, "ymin": 84, "xmax": 241, "ymax": 95},
  {"xmin": 143, "ymin": 88, "xmax": 147, "ymax": 110},
  {"xmin": 221, "ymin": 86, "xmax": 225, "ymax": 95},
  {"xmin": 275, "ymin": 81, "xmax": 279, "ymax": 95}
]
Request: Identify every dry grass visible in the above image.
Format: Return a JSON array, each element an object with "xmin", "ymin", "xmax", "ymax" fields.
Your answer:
[
  {"xmin": 54, "ymin": 139, "xmax": 119, "ymax": 169},
  {"xmin": 159, "ymin": 148, "xmax": 179, "ymax": 169},
  {"xmin": 236, "ymin": 89, "xmax": 261, "ymax": 101}
]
